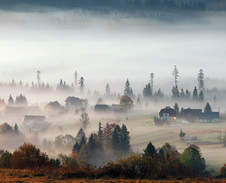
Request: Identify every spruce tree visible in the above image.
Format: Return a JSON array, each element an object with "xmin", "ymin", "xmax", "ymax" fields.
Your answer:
[
  {"xmin": 172, "ymin": 65, "xmax": 179, "ymax": 87},
  {"xmin": 76, "ymin": 128, "xmax": 86, "ymax": 144},
  {"xmin": 120, "ymin": 124, "xmax": 130, "ymax": 153},
  {"xmin": 111, "ymin": 125, "xmax": 121, "ymax": 154},
  {"xmin": 79, "ymin": 77, "xmax": 84, "ymax": 93},
  {"xmin": 185, "ymin": 89, "xmax": 191, "ymax": 99},
  {"xmin": 199, "ymin": 90, "xmax": 204, "ymax": 101},
  {"xmin": 150, "ymin": 73, "xmax": 154, "ymax": 91},
  {"xmin": 204, "ymin": 102, "xmax": 212, "ymax": 113},
  {"xmin": 124, "ymin": 79, "xmax": 134, "ymax": 97},
  {"xmin": 8, "ymin": 95, "xmax": 14, "ymax": 105},
  {"xmin": 172, "ymin": 85, "xmax": 180, "ymax": 98},
  {"xmin": 88, "ymin": 133, "xmax": 96, "ymax": 152},
  {"xmin": 98, "ymin": 122, "xmax": 103, "ymax": 147},
  {"xmin": 14, "ymin": 123, "xmax": 19, "ymax": 134},
  {"xmin": 143, "ymin": 141, "xmax": 156, "ymax": 157},
  {"xmin": 72, "ymin": 142, "xmax": 80, "ymax": 153},
  {"xmin": 193, "ymin": 86, "xmax": 198, "ymax": 100},
  {"xmin": 143, "ymin": 83, "xmax": 152, "ymax": 99},
  {"xmin": 174, "ymin": 103, "xmax": 179, "ymax": 115},
  {"xmin": 180, "ymin": 88, "xmax": 185, "ymax": 98},
  {"xmin": 105, "ymin": 83, "xmax": 110, "ymax": 95},
  {"xmin": 198, "ymin": 69, "xmax": 205, "ymax": 91}
]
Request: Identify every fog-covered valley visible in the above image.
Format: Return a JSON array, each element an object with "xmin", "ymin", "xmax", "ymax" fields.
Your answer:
[{"xmin": 0, "ymin": 6, "xmax": 226, "ymax": 178}]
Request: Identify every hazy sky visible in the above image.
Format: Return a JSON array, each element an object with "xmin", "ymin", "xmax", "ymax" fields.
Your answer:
[{"xmin": 0, "ymin": 11, "xmax": 226, "ymax": 86}]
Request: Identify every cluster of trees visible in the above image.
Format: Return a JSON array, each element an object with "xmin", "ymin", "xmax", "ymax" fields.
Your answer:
[
  {"xmin": 171, "ymin": 67, "xmax": 205, "ymax": 101},
  {"xmin": 8, "ymin": 94, "xmax": 28, "ymax": 106},
  {"xmin": 102, "ymin": 142, "xmax": 206, "ymax": 179},
  {"xmin": 0, "ymin": 123, "xmax": 20, "ymax": 135},
  {"xmin": 0, "ymin": 141, "xmax": 208, "ymax": 180},
  {"xmin": 56, "ymin": 79, "xmax": 74, "ymax": 93},
  {"xmin": 52, "ymin": 123, "xmax": 131, "ymax": 166},
  {"xmin": 71, "ymin": 123, "xmax": 131, "ymax": 165},
  {"xmin": 0, "ymin": 79, "xmax": 52, "ymax": 92}
]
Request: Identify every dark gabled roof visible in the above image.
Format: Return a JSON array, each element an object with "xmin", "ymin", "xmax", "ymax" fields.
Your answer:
[
  {"xmin": 183, "ymin": 108, "xmax": 202, "ymax": 116},
  {"xmin": 199, "ymin": 112, "xmax": 219, "ymax": 120},
  {"xmin": 23, "ymin": 115, "xmax": 46, "ymax": 124},
  {"xmin": 95, "ymin": 104, "xmax": 110, "ymax": 111},
  {"xmin": 45, "ymin": 101, "xmax": 62, "ymax": 110},
  {"xmin": 159, "ymin": 106, "xmax": 176, "ymax": 117},
  {"xmin": 65, "ymin": 96, "xmax": 80, "ymax": 103}
]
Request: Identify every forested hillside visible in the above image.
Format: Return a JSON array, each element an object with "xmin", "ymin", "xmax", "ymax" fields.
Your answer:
[{"xmin": 0, "ymin": 0, "xmax": 225, "ymax": 11}]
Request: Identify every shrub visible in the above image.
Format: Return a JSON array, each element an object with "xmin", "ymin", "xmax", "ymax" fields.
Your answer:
[{"xmin": 12, "ymin": 143, "xmax": 49, "ymax": 169}]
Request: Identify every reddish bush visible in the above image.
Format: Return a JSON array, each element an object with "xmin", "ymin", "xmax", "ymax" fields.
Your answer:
[{"xmin": 12, "ymin": 143, "xmax": 49, "ymax": 169}]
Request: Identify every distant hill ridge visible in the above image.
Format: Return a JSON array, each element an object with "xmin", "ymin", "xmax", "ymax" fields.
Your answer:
[{"xmin": 0, "ymin": 0, "xmax": 225, "ymax": 11}]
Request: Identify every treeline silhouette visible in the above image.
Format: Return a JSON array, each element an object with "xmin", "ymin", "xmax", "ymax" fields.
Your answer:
[
  {"xmin": 0, "ymin": 141, "xmax": 213, "ymax": 180},
  {"xmin": 0, "ymin": 0, "xmax": 206, "ymax": 12}
]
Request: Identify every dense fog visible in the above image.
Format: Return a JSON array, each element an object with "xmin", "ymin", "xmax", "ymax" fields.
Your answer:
[{"xmin": 0, "ymin": 9, "xmax": 225, "ymax": 170}]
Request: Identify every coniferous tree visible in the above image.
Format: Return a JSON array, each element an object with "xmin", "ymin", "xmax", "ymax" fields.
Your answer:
[
  {"xmin": 172, "ymin": 65, "xmax": 179, "ymax": 87},
  {"xmin": 74, "ymin": 71, "xmax": 78, "ymax": 88},
  {"xmin": 172, "ymin": 85, "xmax": 180, "ymax": 98},
  {"xmin": 180, "ymin": 88, "xmax": 185, "ymax": 99},
  {"xmin": 198, "ymin": 69, "xmax": 205, "ymax": 92},
  {"xmin": 150, "ymin": 73, "xmax": 154, "ymax": 91},
  {"xmin": 180, "ymin": 107, "xmax": 184, "ymax": 116},
  {"xmin": 76, "ymin": 128, "xmax": 86, "ymax": 144},
  {"xmin": 192, "ymin": 87, "xmax": 198, "ymax": 100},
  {"xmin": 72, "ymin": 142, "xmax": 80, "ymax": 153},
  {"xmin": 199, "ymin": 90, "xmax": 204, "ymax": 101},
  {"xmin": 80, "ymin": 134, "xmax": 87, "ymax": 147},
  {"xmin": 14, "ymin": 123, "xmax": 19, "ymax": 134},
  {"xmin": 174, "ymin": 103, "xmax": 179, "ymax": 115},
  {"xmin": 79, "ymin": 77, "xmax": 84, "ymax": 93},
  {"xmin": 105, "ymin": 83, "xmax": 111, "ymax": 96},
  {"xmin": 98, "ymin": 122, "xmax": 103, "ymax": 147},
  {"xmin": 185, "ymin": 89, "xmax": 191, "ymax": 99},
  {"xmin": 204, "ymin": 102, "xmax": 212, "ymax": 113},
  {"xmin": 124, "ymin": 79, "xmax": 134, "ymax": 98},
  {"xmin": 111, "ymin": 125, "xmax": 121, "ymax": 154},
  {"xmin": 8, "ymin": 95, "xmax": 14, "ymax": 105},
  {"xmin": 143, "ymin": 141, "xmax": 156, "ymax": 157},
  {"xmin": 120, "ymin": 124, "xmax": 130, "ymax": 153},
  {"xmin": 143, "ymin": 83, "xmax": 152, "ymax": 99},
  {"xmin": 88, "ymin": 133, "xmax": 96, "ymax": 152},
  {"xmin": 156, "ymin": 88, "xmax": 163, "ymax": 98}
]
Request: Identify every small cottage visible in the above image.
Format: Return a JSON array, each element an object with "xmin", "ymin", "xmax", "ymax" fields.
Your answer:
[
  {"xmin": 45, "ymin": 101, "xmax": 64, "ymax": 114},
  {"xmin": 23, "ymin": 115, "xmax": 48, "ymax": 132},
  {"xmin": 198, "ymin": 112, "xmax": 219, "ymax": 123},
  {"xmin": 183, "ymin": 108, "xmax": 202, "ymax": 122},
  {"xmin": 95, "ymin": 104, "xmax": 110, "ymax": 112},
  {"xmin": 159, "ymin": 106, "xmax": 176, "ymax": 122},
  {"xmin": 65, "ymin": 96, "xmax": 80, "ymax": 111}
]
